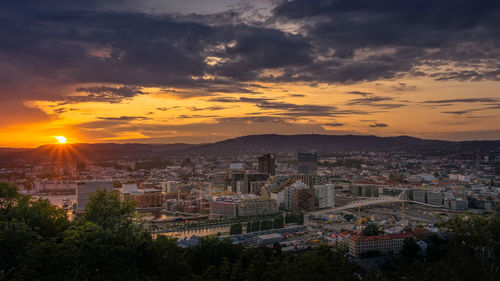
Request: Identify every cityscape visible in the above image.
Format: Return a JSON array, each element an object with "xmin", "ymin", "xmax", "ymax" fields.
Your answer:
[
  {"xmin": 1, "ymin": 135, "xmax": 499, "ymax": 279},
  {"xmin": 1, "ymin": 0, "xmax": 499, "ymax": 280}
]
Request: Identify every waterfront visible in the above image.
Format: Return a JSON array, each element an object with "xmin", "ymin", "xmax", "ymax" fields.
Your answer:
[{"xmin": 156, "ymin": 225, "xmax": 231, "ymax": 239}]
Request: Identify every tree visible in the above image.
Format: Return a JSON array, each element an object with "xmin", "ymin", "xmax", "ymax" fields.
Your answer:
[
  {"xmin": 252, "ymin": 220, "xmax": 261, "ymax": 232},
  {"xmin": 0, "ymin": 183, "xmax": 69, "ymax": 278},
  {"xmin": 82, "ymin": 189, "xmax": 136, "ymax": 230},
  {"xmin": 230, "ymin": 223, "xmax": 243, "ymax": 235},
  {"xmin": 273, "ymin": 216, "xmax": 284, "ymax": 229},
  {"xmin": 401, "ymin": 238, "xmax": 420, "ymax": 261}
]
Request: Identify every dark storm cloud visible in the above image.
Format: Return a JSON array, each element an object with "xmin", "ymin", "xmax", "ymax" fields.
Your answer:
[
  {"xmin": 1, "ymin": 0, "xmax": 500, "ymax": 115},
  {"xmin": 209, "ymin": 96, "xmax": 373, "ymax": 117},
  {"xmin": 271, "ymin": 0, "xmax": 500, "ymax": 82},
  {"xmin": 61, "ymin": 86, "xmax": 147, "ymax": 103},
  {"xmin": 369, "ymin": 123, "xmax": 388, "ymax": 128},
  {"xmin": 76, "ymin": 86, "xmax": 144, "ymax": 98}
]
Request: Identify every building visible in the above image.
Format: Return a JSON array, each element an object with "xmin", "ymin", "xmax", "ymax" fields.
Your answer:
[
  {"xmin": 448, "ymin": 174, "xmax": 471, "ymax": 182},
  {"xmin": 210, "ymin": 198, "xmax": 238, "ymax": 217},
  {"xmin": 258, "ymin": 153, "xmax": 276, "ymax": 176},
  {"xmin": 76, "ymin": 180, "xmax": 114, "ymax": 212},
  {"xmin": 160, "ymin": 181, "xmax": 180, "ymax": 193},
  {"xmin": 426, "ymin": 191, "xmax": 443, "ymax": 206},
  {"xmin": 133, "ymin": 189, "xmax": 164, "ymax": 209},
  {"xmin": 284, "ymin": 181, "xmax": 315, "ymax": 212},
  {"xmin": 244, "ymin": 173, "xmax": 269, "ymax": 194},
  {"xmin": 290, "ymin": 174, "xmax": 329, "ymax": 188},
  {"xmin": 314, "ymin": 184, "xmax": 335, "ymax": 209},
  {"xmin": 351, "ymin": 184, "xmax": 380, "ymax": 198},
  {"xmin": 293, "ymin": 188, "xmax": 315, "ymax": 212},
  {"xmin": 237, "ymin": 198, "xmax": 279, "ymax": 217},
  {"xmin": 210, "ymin": 196, "xmax": 279, "ymax": 217},
  {"xmin": 412, "ymin": 189, "xmax": 426, "ymax": 203},
  {"xmin": 256, "ymin": 233, "xmax": 283, "ymax": 246},
  {"xmin": 34, "ymin": 179, "xmax": 76, "ymax": 194},
  {"xmin": 445, "ymin": 198, "xmax": 468, "ymax": 210},
  {"xmin": 348, "ymin": 232, "xmax": 415, "ymax": 258},
  {"xmin": 225, "ymin": 170, "xmax": 245, "ymax": 193},
  {"xmin": 297, "ymin": 152, "xmax": 317, "ymax": 175}
]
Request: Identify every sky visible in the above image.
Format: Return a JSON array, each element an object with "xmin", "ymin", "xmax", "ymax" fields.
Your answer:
[{"xmin": 1, "ymin": 0, "xmax": 500, "ymax": 147}]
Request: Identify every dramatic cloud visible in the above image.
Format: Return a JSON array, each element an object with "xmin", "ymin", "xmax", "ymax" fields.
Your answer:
[
  {"xmin": 97, "ymin": 116, "xmax": 152, "ymax": 121},
  {"xmin": 2, "ymin": 0, "xmax": 499, "ymax": 107},
  {"xmin": 346, "ymin": 95, "xmax": 407, "ymax": 109},
  {"xmin": 323, "ymin": 122, "xmax": 344, "ymax": 127},
  {"xmin": 63, "ymin": 86, "xmax": 147, "ymax": 104},
  {"xmin": 345, "ymin": 91, "xmax": 372, "ymax": 96},
  {"xmin": 369, "ymin": 123, "xmax": 389, "ymax": 128},
  {"xmin": 191, "ymin": 106, "xmax": 228, "ymax": 111},
  {"xmin": 1, "ymin": 0, "xmax": 500, "ymax": 145},
  {"xmin": 422, "ymin": 98, "xmax": 498, "ymax": 104}
]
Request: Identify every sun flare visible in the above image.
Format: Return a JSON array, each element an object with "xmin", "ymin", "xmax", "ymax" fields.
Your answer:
[{"xmin": 55, "ymin": 136, "xmax": 67, "ymax": 144}]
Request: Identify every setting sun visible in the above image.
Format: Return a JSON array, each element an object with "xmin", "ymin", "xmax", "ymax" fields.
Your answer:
[{"xmin": 55, "ymin": 136, "xmax": 67, "ymax": 144}]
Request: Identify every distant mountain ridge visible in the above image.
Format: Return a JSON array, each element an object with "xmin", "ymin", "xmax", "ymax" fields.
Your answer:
[
  {"xmin": 1, "ymin": 134, "xmax": 499, "ymax": 162},
  {"xmin": 183, "ymin": 134, "xmax": 451, "ymax": 155}
]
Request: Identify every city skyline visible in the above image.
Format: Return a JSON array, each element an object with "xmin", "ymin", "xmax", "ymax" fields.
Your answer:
[{"xmin": 2, "ymin": 0, "xmax": 500, "ymax": 147}]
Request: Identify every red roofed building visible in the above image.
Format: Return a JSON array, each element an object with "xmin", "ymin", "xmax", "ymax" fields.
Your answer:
[{"xmin": 348, "ymin": 232, "xmax": 415, "ymax": 258}]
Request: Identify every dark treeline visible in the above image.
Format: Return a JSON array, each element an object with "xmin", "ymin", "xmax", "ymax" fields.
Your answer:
[{"xmin": 1, "ymin": 183, "xmax": 498, "ymax": 281}]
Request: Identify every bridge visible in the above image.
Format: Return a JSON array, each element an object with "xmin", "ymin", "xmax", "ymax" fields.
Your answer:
[{"xmin": 310, "ymin": 191, "xmax": 443, "ymax": 215}]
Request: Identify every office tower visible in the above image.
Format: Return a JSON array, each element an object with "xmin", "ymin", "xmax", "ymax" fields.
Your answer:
[
  {"xmin": 297, "ymin": 152, "xmax": 317, "ymax": 175},
  {"xmin": 244, "ymin": 173, "xmax": 269, "ymax": 194},
  {"xmin": 258, "ymin": 153, "xmax": 276, "ymax": 176},
  {"xmin": 76, "ymin": 180, "xmax": 114, "ymax": 213},
  {"xmin": 314, "ymin": 184, "xmax": 335, "ymax": 209}
]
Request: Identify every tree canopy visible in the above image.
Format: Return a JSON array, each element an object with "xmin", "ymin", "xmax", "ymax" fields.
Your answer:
[{"xmin": 1, "ymin": 182, "xmax": 498, "ymax": 281}]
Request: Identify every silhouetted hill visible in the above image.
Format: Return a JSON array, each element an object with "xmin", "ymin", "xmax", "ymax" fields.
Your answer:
[
  {"xmin": 184, "ymin": 134, "xmax": 452, "ymax": 155},
  {"xmin": 0, "ymin": 143, "xmax": 201, "ymax": 164},
  {"xmin": 1, "ymin": 135, "xmax": 499, "ymax": 164}
]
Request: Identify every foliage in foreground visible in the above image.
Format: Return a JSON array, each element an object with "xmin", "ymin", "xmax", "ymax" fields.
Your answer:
[
  {"xmin": 1, "ymin": 182, "xmax": 498, "ymax": 281},
  {"xmin": 0, "ymin": 183, "xmax": 361, "ymax": 281}
]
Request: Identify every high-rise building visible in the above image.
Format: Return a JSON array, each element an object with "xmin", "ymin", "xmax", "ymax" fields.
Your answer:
[
  {"xmin": 244, "ymin": 173, "xmax": 269, "ymax": 194},
  {"xmin": 314, "ymin": 184, "xmax": 335, "ymax": 209},
  {"xmin": 76, "ymin": 180, "xmax": 114, "ymax": 213},
  {"xmin": 297, "ymin": 152, "xmax": 317, "ymax": 175},
  {"xmin": 258, "ymin": 153, "xmax": 276, "ymax": 176}
]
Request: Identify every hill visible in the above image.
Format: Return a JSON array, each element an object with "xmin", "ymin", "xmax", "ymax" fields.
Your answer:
[
  {"xmin": 1, "ymin": 135, "xmax": 499, "ymax": 164},
  {"xmin": 183, "ymin": 134, "xmax": 451, "ymax": 155}
]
